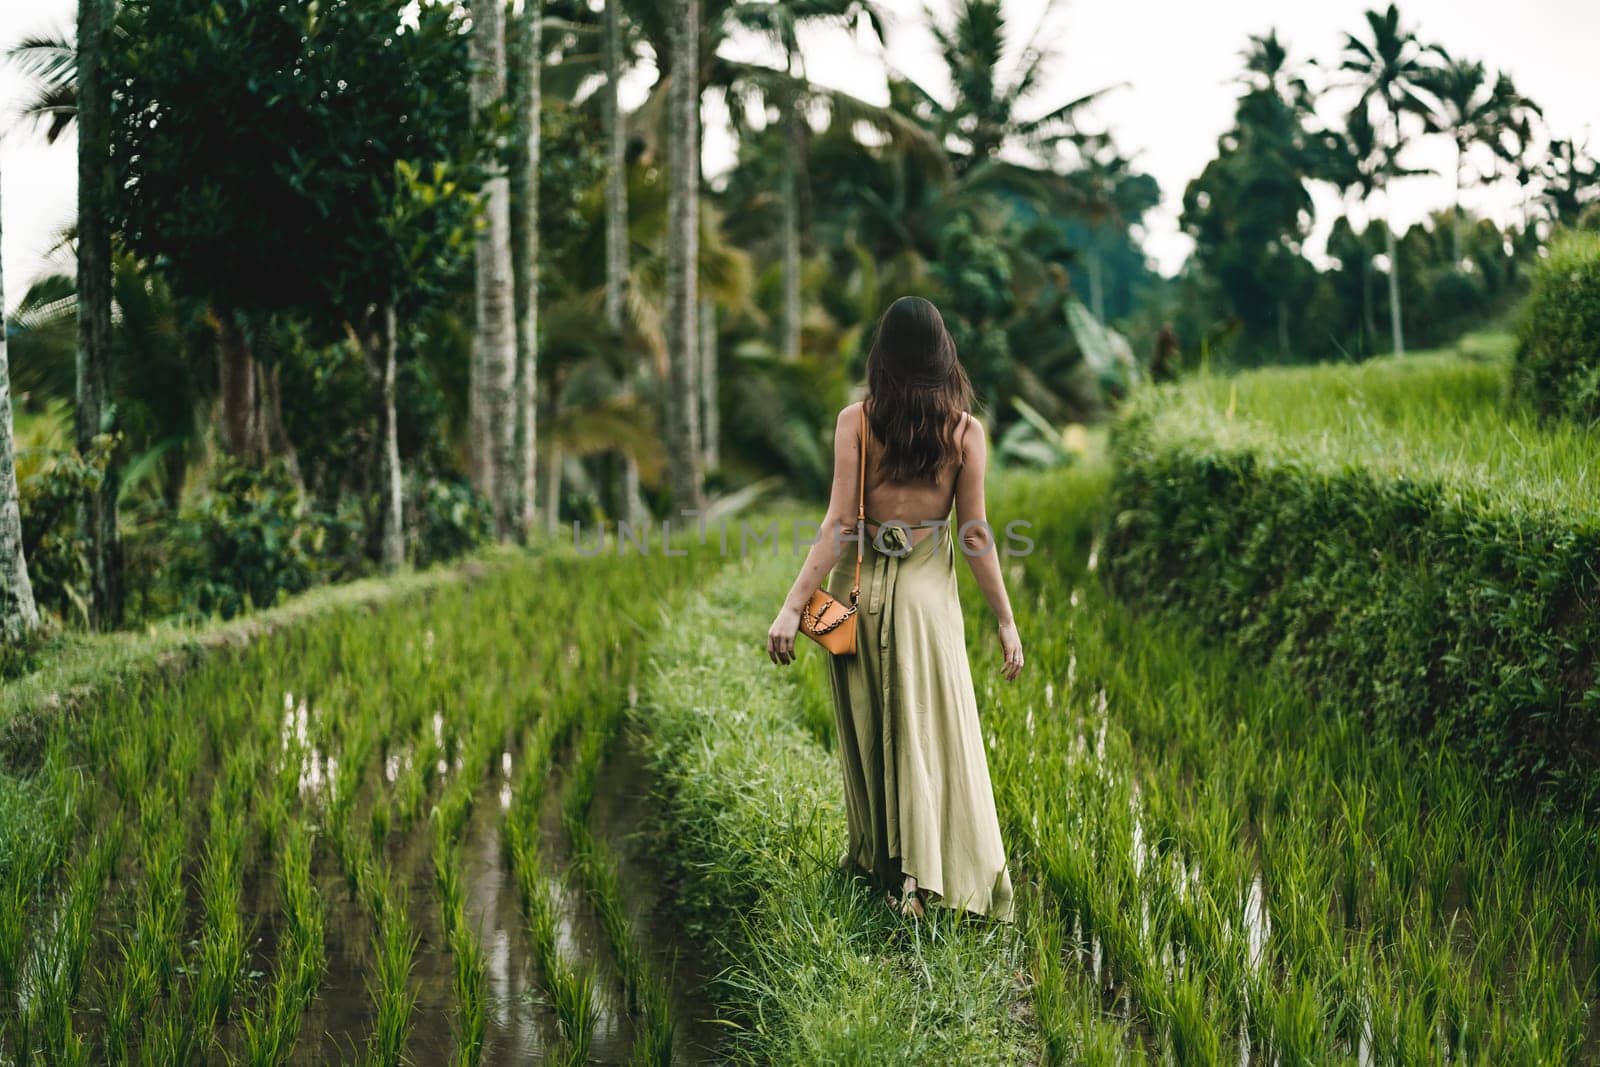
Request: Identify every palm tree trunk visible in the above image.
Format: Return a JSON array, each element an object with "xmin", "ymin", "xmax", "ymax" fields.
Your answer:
[
  {"xmin": 0, "ymin": 167, "xmax": 40, "ymax": 643},
  {"xmin": 470, "ymin": 0, "xmax": 518, "ymax": 535},
  {"xmin": 1086, "ymin": 239, "xmax": 1106, "ymax": 323},
  {"xmin": 603, "ymin": 0, "xmax": 642, "ymax": 525},
  {"xmin": 603, "ymin": 0, "xmax": 628, "ymax": 333},
  {"xmin": 780, "ymin": 71, "xmax": 802, "ymax": 362},
  {"xmin": 665, "ymin": 0, "xmax": 703, "ymax": 511},
  {"xmin": 376, "ymin": 305, "xmax": 404, "ymax": 572},
  {"xmin": 1384, "ymin": 216, "xmax": 1405, "ymax": 356},
  {"xmin": 700, "ymin": 297, "xmax": 718, "ymax": 471},
  {"xmin": 512, "ymin": 0, "xmax": 542, "ymax": 540},
  {"xmin": 543, "ymin": 436, "xmax": 561, "ymax": 537},
  {"xmin": 1452, "ymin": 140, "xmax": 1464, "ymax": 268},
  {"xmin": 76, "ymin": 0, "xmax": 121, "ymax": 629}
]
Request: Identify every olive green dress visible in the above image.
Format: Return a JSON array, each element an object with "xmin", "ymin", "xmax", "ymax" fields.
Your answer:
[{"xmin": 824, "ymin": 515, "xmax": 1015, "ymax": 923}]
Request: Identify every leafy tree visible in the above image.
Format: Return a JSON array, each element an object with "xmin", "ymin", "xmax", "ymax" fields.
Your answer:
[
  {"xmin": 1182, "ymin": 32, "xmax": 1327, "ymax": 357},
  {"xmin": 5, "ymin": 31, "xmax": 77, "ymax": 144},
  {"xmin": 1540, "ymin": 137, "xmax": 1600, "ymax": 227},
  {"xmin": 111, "ymin": 0, "xmax": 487, "ymax": 568}
]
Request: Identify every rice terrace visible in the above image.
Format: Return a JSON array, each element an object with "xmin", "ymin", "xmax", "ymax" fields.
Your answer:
[{"xmin": 2, "ymin": 0, "xmax": 1600, "ymax": 1063}]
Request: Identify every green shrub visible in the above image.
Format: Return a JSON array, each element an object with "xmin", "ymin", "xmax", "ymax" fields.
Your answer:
[
  {"xmin": 16, "ymin": 436, "xmax": 116, "ymax": 628},
  {"xmin": 1106, "ymin": 348, "xmax": 1600, "ymax": 816},
  {"xmin": 1511, "ymin": 231, "xmax": 1600, "ymax": 423},
  {"xmin": 159, "ymin": 460, "xmax": 363, "ymax": 620},
  {"xmin": 407, "ymin": 475, "xmax": 492, "ymax": 567}
]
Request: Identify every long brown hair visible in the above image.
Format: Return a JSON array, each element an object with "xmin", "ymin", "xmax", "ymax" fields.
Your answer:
[{"xmin": 863, "ymin": 296, "xmax": 974, "ymax": 484}]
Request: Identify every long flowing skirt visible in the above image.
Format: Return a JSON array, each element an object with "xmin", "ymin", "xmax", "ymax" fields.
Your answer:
[{"xmin": 824, "ymin": 521, "xmax": 1015, "ymax": 922}]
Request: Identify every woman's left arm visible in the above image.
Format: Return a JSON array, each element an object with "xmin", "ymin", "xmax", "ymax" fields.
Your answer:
[{"xmin": 767, "ymin": 405, "xmax": 861, "ymax": 666}]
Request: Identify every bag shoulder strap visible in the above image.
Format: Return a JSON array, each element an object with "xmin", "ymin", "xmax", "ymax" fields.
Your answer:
[{"xmin": 851, "ymin": 404, "xmax": 866, "ymax": 604}]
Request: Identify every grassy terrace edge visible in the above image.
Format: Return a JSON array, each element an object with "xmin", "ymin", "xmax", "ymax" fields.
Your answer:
[
  {"xmin": 1105, "ymin": 335, "xmax": 1600, "ymax": 815},
  {"xmin": 634, "ymin": 548, "xmax": 1035, "ymax": 1065}
]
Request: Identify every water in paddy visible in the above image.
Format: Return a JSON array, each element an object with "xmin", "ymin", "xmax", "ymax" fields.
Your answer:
[{"xmin": 214, "ymin": 706, "xmax": 717, "ymax": 1063}]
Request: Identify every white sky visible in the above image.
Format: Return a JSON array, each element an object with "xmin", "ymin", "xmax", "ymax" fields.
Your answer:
[{"xmin": 5, "ymin": 0, "xmax": 1598, "ymax": 311}]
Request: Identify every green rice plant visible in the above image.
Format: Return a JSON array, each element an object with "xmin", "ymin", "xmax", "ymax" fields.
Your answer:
[
  {"xmin": 548, "ymin": 961, "xmax": 596, "ymax": 1066},
  {"xmin": 11, "ymin": 819, "xmax": 121, "ymax": 1061},
  {"xmin": 98, "ymin": 792, "xmax": 186, "ymax": 1061},
  {"xmin": 239, "ymin": 820, "xmax": 325, "ymax": 1066},
  {"xmin": 448, "ymin": 912, "xmax": 487, "ymax": 1067},
  {"xmin": 559, "ymin": 705, "xmax": 682, "ymax": 1063},
  {"xmin": 626, "ymin": 967, "xmax": 677, "ymax": 1067},
  {"xmin": 181, "ymin": 790, "xmax": 249, "ymax": 1060},
  {"xmin": 365, "ymin": 875, "xmax": 419, "ymax": 1067},
  {"xmin": 980, "ymin": 463, "xmax": 1600, "ymax": 1061},
  {"xmin": 431, "ymin": 813, "xmax": 488, "ymax": 1067}
]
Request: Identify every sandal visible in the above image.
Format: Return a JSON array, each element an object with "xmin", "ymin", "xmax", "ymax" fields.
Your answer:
[{"xmin": 885, "ymin": 887, "xmax": 926, "ymax": 919}]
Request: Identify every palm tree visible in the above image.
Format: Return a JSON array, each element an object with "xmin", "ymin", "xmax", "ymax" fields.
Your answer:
[
  {"xmin": 6, "ymin": 32, "xmax": 77, "ymax": 144},
  {"xmin": 634, "ymin": 0, "xmax": 938, "ymax": 370},
  {"xmin": 664, "ymin": 0, "xmax": 703, "ymax": 510},
  {"xmin": 1418, "ymin": 56, "xmax": 1512, "ymax": 266},
  {"xmin": 1341, "ymin": 3, "xmax": 1442, "ymax": 356},
  {"xmin": 733, "ymin": 1, "xmax": 887, "ymax": 363},
  {"xmin": 602, "ymin": 0, "xmax": 644, "ymax": 523},
  {"xmin": 1, "ymin": 164, "xmax": 42, "ymax": 642},
  {"xmin": 1329, "ymin": 104, "xmax": 1385, "ymax": 349},
  {"xmin": 910, "ymin": 0, "xmax": 1118, "ymax": 174},
  {"xmin": 1068, "ymin": 133, "xmax": 1150, "ymax": 324},
  {"xmin": 1540, "ymin": 137, "xmax": 1600, "ymax": 227},
  {"xmin": 77, "ymin": 0, "xmax": 122, "ymax": 628},
  {"xmin": 512, "ymin": 0, "xmax": 543, "ymax": 539},
  {"xmin": 375, "ymin": 306, "xmax": 403, "ymax": 570},
  {"xmin": 1488, "ymin": 85, "xmax": 1544, "ymax": 239},
  {"xmin": 469, "ymin": 0, "xmax": 519, "ymax": 536}
]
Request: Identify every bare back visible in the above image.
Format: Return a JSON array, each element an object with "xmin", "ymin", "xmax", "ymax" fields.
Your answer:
[{"xmin": 857, "ymin": 402, "xmax": 974, "ymax": 547}]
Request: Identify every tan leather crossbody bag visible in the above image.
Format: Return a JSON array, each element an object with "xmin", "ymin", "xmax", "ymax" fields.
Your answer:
[{"xmin": 799, "ymin": 406, "xmax": 867, "ymax": 656}]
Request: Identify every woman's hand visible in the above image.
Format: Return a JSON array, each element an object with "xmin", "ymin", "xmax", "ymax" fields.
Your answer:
[
  {"xmin": 998, "ymin": 619, "xmax": 1024, "ymax": 681},
  {"xmin": 767, "ymin": 604, "xmax": 802, "ymax": 666}
]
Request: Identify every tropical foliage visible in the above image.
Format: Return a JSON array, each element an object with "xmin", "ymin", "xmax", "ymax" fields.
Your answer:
[{"xmin": 0, "ymin": 0, "xmax": 1594, "ymax": 637}]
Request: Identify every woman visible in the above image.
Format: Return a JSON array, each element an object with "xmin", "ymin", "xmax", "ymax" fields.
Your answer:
[{"xmin": 766, "ymin": 296, "xmax": 1022, "ymax": 922}]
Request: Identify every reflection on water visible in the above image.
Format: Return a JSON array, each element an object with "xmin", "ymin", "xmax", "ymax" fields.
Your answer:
[
  {"xmin": 1054, "ymin": 678, "xmax": 1279, "ymax": 1058},
  {"xmin": 279, "ymin": 690, "xmax": 338, "ymax": 804},
  {"xmin": 459, "ymin": 795, "xmax": 552, "ymax": 1063},
  {"xmin": 250, "ymin": 693, "xmax": 713, "ymax": 1064}
]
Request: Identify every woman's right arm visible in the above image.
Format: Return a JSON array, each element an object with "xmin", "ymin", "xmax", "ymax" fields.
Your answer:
[
  {"xmin": 952, "ymin": 415, "xmax": 1024, "ymax": 681},
  {"xmin": 767, "ymin": 404, "xmax": 860, "ymax": 666}
]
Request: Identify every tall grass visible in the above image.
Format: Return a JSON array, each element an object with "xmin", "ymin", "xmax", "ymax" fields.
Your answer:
[
  {"xmin": 981, "ymin": 465, "xmax": 1599, "ymax": 1061},
  {"xmin": 1127, "ymin": 333, "xmax": 1600, "ymax": 519}
]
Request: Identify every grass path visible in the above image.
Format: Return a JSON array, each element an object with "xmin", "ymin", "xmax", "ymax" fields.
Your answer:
[{"xmin": 637, "ymin": 549, "xmax": 1038, "ymax": 1064}]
